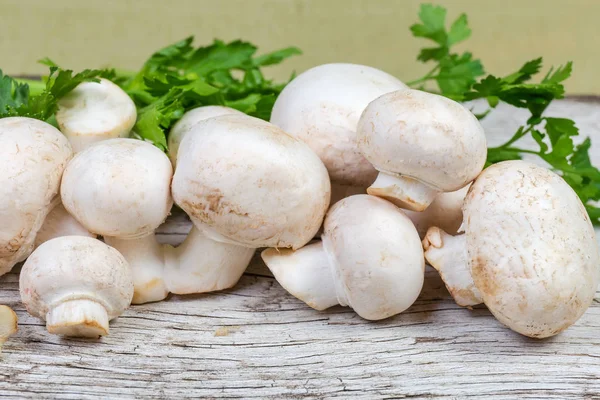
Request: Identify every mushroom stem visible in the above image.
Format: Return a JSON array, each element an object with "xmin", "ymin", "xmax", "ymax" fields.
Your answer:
[
  {"xmin": 163, "ymin": 227, "xmax": 254, "ymax": 295},
  {"xmin": 367, "ymin": 172, "xmax": 439, "ymax": 212},
  {"xmin": 262, "ymin": 242, "xmax": 341, "ymax": 311},
  {"xmin": 0, "ymin": 305, "xmax": 17, "ymax": 353},
  {"xmin": 46, "ymin": 299, "xmax": 110, "ymax": 337},
  {"xmin": 104, "ymin": 234, "xmax": 169, "ymax": 304},
  {"xmin": 35, "ymin": 200, "xmax": 95, "ymax": 248},
  {"xmin": 422, "ymin": 227, "xmax": 482, "ymax": 306}
]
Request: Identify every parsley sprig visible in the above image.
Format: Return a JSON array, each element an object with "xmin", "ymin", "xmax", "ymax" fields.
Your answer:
[
  {"xmin": 409, "ymin": 4, "xmax": 600, "ymax": 224},
  {"xmin": 111, "ymin": 37, "xmax": 301, "ymax": 150},
  {"xmin": 1, "ymin": 37, "xmax": 299, "ymax": 152},
  {"xmin": 0, "ymin": 60, "xmax": 112, "ymax": 122}
]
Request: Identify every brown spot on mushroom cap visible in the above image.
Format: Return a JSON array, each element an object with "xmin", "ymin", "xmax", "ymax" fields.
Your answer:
[
  {"xmin": 470, "ymin": 255, "xmax": 500, "ymax": 298},
  {"xmin": 206, "ymin": 190, "xmax": 224, "ymax": 213}
]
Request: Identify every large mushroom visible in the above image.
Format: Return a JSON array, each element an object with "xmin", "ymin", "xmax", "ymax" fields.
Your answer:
[
  {"xmin": 270, "ymin": 63, "xmax": 407, "ymax": 202},
  {"xmin": 423, "ymin": 160, "xmax": 600, "ymax": 338},
  {"xmin": 357, "ymin": 89, "xmax": 487, "ymax": 211},
  {"xmin": 173, "ymin": 114, "xmax": 331, "ymax": 251},
  {"xmin": 20, "ymin": 236, "xmax": 134, "ymax": 337},
  {"xmin": 0, "ymin": 117, "xmax": 73, "ymax": 276},
  {"xmin": 262, "ymin": 195, "xmax": 424, "ymax": 320}
]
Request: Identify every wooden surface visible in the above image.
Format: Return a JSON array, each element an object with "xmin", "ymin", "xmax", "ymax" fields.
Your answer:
[{"xmin": 1, "ymin": 99, "xmax": 600, "ymax": 399}]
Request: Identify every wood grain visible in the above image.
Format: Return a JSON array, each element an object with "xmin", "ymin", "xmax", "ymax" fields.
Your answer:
[{"xmin": 1, "ymin": 99, "xmax": 600, "ymax": 399}]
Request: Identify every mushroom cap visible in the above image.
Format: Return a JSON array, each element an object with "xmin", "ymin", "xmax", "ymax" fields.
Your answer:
[
  {"xmin": 56, "ymin": 78, "xmax": 136, "ymax": 152},
  {"xmin": 0, "ymin": 117, "xmax": 73, "ymax": 276},
  {"xmin": 464, "ymin": 160, "xmax": 600, "ymax": 338},
  {"xmin": 168, "ymin": 106, "xmax": 244, "ymax": 165},
  {"xmin": 357, "ymin": 89, "xmax": 487, "ymax": 191},
  {"xmin": 20, "ymin": 236, "xmax": 134, "ymax": 321},
  {"xmin": 61, "ymin": 139, "xmax": 173, "ymax": 239},
  {"xmin": 270, "ymin": 63, "xmax": 407, "ymax": 188},
  {"xmin": 323, "ymin": 195, "xmax": 425, "ymax": 320},
  {"xmin": 404, "ymin": 185, "xmax": 470, "ymax": 238},
  {"xmin": 172, "ymin": 114, "xmax": 331, "ymax": 249}
]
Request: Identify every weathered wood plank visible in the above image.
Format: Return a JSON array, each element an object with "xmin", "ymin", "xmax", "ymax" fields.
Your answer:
[{"xmin": 1, "ymin": 99, "xmax": 599, "ymax": 399}]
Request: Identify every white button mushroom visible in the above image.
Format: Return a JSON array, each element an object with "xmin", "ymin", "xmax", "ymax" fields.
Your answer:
[
  {"xmin": 56, "ymin": 78, "xmax": 137, "ymax": 152},
  {"xmin": 0, "ymin": 117, "xmax": 73, "ymax": 276},
  {"xmin": 61, "ymin": 139, "xmax": 174, "ymax": 304},
  {"xmin": 0, "ymin": 305, "xmax": 17, "ymax": 353},
  {"xmin": 357, "ymin": 89, "xmax": 487, "ymax": 211},
  {"xmin": 167, "ymin": 106, "xmax": 244, "ymax": 166},
  {"xmin": 262, "ymin": 195, "xmax": 425, "ymax": 320},
  {"xmin": 423, "ymin": 160, "xmax": 600, "ymax": 338},
  {"xmin": 172, "ymin": 114, "xmax": 331, "ymax": 250},
  {"xmin": 270, "ymin": 63, "xmax": 407, "ymax": 202},
  {"xmin": 20, "ymin": 236, "xmax": 134, "ymax": 337},
  {"xmin": 403, "ymin": 185, "xmax": 470, "ymax": 238}
]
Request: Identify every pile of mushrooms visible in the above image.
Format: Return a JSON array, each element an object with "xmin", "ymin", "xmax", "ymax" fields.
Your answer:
[{"xmin": 0, "ymin": 63, "xmax": 598, "ymax": 351}]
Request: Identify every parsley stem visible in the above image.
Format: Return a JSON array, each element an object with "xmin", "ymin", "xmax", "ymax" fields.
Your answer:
[
  {"xmin": 488, "ymin": 125, "xmax": 534, "ymax": 151},
  {"xmin": 500, "ymin": 147, "xmax": 539, "ymax": 155},
  {"xmin": 406, "ymin": 65, "xmax": 440, "ymax": 87}
]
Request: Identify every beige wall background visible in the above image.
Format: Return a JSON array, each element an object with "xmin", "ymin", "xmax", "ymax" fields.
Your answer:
[{"xmin": 1, "ymin": 0, "xmax": 598, "ymax": 94}]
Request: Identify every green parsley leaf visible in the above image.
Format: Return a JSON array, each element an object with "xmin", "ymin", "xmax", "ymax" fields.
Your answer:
[
  {"xmin": 410, "ymin": 4, "xmax": 448, "ymax": 45},
  {"xmin": 409, "ymin": 4, "xmax": 600, "ymax": 223},
  {"xmin": 0, "ymin": 69, "xmax": 30, "ymax": 115},
  {"xmin": 447, "ymin": 14, "xmax": 471, "ymax": 46},
  {"xmin": 112, "ymin": 37, "xmax": 301, "ymax": 149},
  {"xmin": 1, "ymin": 63, "xmax": 112, "ymax": 122},
  {"xmin": 408, "ymin": 4, "xmax": 483, "ymax": 92},
  {"xmin": 542, "ymin": 61, "xmax": 573, "ymax": 84}
]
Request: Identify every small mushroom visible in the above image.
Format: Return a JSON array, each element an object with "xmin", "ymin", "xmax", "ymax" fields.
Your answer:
[
  {"xmin": 20, "ymin": 236, "xmax": 134, "ymax": 337},
  {"xmin": 423, "ymin": 160, "xmax": 600, "ymax": 338},
  {"xmin": 0, "ymin": 306, "xmax": 17, "ymax": 353},
  {"xmin": 61, "ymin": 139, "xmax": 174, "ymax": 304},
  {"xmin": 357, "ymin": 89, "xmax": 487, "ymax": 211},
  {"xmin": 403, "ymin": 185, "xmax": 470, "ymax": 238},
  {"xmin": 270, "ymin": 63, "xmax": 407, "ymax": 202},
  {"xmin": 262, "ymin": 195, "xmax": 424, "ymax": 320},
  {"xmin": 56, "ymin": 78, "xmax": 136, "ymax": 152},
  {"xmin": 0, "ymin": 117, "xmax": 73, "ymax": 276},
  {"xmin": 167, "ymin": 106, "xmax": 244, "ymax": 166}
]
